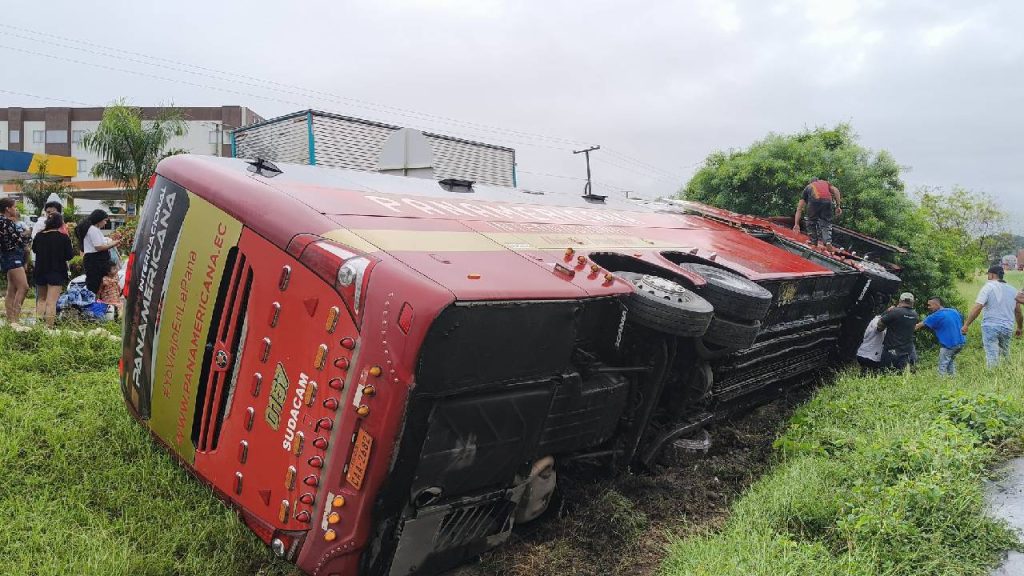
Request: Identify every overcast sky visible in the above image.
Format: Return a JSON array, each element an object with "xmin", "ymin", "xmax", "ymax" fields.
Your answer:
[{"xmin": 1, "ymin": 0, "xmax": 1021, "ymax": 228}]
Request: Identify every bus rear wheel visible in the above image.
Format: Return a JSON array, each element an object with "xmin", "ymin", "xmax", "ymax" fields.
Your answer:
[{"xmin": 617, "ymin": 272, "xmax": 714, "ymax": 337}]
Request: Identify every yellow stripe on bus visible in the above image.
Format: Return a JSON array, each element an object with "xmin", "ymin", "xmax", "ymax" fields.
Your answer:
[{"xmin": 322, "ymin": 228, "xmax": 680, "ymax": 253}]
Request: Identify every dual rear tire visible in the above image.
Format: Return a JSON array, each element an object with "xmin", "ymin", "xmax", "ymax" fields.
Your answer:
[{"xmin": 618, "ymin": 265, "xmax": 771, "ymax": 352}]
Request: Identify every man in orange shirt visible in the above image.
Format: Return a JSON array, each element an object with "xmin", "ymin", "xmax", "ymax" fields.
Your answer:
[{"xmin": 793, "ymin": 178, "xmax": 843, "ymax": 249}]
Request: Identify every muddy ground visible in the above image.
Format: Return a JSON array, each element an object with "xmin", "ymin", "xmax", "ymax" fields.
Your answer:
[{"xmin": 449, "ymin": 388, "xmax": 811, "ymax": 576}]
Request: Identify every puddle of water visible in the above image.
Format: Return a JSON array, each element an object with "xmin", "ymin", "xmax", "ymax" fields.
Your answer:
[{"xmin": 986, "ymin": 458, "xmax": 1024, "ymax": 575}]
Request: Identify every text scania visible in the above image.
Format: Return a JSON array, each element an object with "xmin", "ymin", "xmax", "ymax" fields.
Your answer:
[
  {"xmin": 132, "ymin": 186, "xmax": 175, "ymax": 392},
  {"xmin": 282, "ymin": 372, "xmax": 310, "ymax": 453},
  {"xmin": 364, "ymin": 195, "xmax": 643, "ymax": 225}
]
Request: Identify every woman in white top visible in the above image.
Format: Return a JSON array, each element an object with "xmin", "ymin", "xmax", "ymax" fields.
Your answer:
[{"xmin": 75, "ymin": 209, "xmax": 121, "ymax": 294}]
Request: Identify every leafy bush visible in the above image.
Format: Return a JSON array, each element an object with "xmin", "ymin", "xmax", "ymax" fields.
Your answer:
[
  {"xmin": 681, "ymin": 124, "xmax": 1000, "ymax": 312},
  {"xmin": 110, "ymin": 216, "xmax": 139, "ymax": 247},
  {"xmin": 938, "ymin": 391, "xmax": 1022, "ymax": 445},
  {"xmin": 69, "ymin": 254, "xmax": 83, "ymax": 278}
]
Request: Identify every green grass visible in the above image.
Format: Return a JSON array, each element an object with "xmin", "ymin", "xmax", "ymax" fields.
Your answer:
[
  {"xmin": 662, "ymin": 272, "xmax": 1024, "ymax": 576},
  {"xmin": 0, "ymin": 328, "xmax": 294, "ymax": 576},
  {"xmin": 1, "ymin": 274, "xmax": 1020, "ymax": 575}
]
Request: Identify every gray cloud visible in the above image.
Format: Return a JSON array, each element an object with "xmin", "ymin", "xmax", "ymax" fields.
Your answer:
[{"xmin": 1, "ymin": 0, "xmax": 1020, "ymax": 227}]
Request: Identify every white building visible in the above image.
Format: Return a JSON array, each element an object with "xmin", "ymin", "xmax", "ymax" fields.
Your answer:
[{"xmin": 1, "ymin": 105, "xmax": 263, "ymax": 222}]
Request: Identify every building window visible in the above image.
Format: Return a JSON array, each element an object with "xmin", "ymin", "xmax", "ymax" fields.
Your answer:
[
  {"xmin": 72, "ymin": 130, "xmax": 86, "ymax": 143},
  {"xmin": 77, "ymin": 159, "xmax": 87, "ymax": 175},
  {"xmin": 32, "ymin": 130, "xmax": 45, "ymax": 144},
  {"xmin": 208, "ymin": 130, "xmax": 220, "ymax": 144},
  {"xmin": 46, "ymin": 130, "xmax": 68, "ymax": 144},
  {"xmin": 9, "ymin": 130, "xmax": 19, "ymax": 144}
]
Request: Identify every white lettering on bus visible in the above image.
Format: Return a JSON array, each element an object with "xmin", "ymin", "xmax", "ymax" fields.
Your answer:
[
  {"xmin": 282, "ymin": 372, "xmax": 309, "ymax": 452},
  {"xmin": 361, "ymin": 194, "xmax": 643, "ymax": 225},
  {"xmin": 365, "ymin": 196, "xmax": 403, "ymax": 213},
  {"xmin": 133, "ymin": 186, "xmax": 175, "ymax": 391}
]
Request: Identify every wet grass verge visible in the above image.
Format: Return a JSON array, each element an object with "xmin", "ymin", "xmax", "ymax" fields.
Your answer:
[{"xmin": 662, "ymin": 344, "xmax": 1024, "ymax": 576}]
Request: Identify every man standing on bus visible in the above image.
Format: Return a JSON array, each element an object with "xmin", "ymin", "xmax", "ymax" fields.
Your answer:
[{"xmin": 793, "ymin": 178, "xmax": 842, "ymax": 249}]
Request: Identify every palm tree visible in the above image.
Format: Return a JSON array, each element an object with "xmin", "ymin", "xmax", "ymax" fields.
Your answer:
[
  {"xmin": 13, "ymin": 158, "xmax": 76, "ymax": 215},
  {"xmin": 82, "ymin": 101, "xmax": 187, "ymax": 214}
]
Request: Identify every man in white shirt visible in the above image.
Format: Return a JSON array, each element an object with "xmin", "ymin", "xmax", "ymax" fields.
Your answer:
[
  {"xmin": 856, "ymin": 315, "xmax": 885, "ymax": 374},
  {"xmin": 962, "ymin": 265, "xmax": 1023, "ymax": 368}
]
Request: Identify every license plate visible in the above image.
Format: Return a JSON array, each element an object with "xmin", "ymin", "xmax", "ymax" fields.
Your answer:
[{"xmin": 346, "ymin": 428, "xmax": 374, "ymax": 490}]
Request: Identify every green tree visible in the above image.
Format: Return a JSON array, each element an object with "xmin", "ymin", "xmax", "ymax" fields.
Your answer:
[
  {"xmin": 82, "ymin": 101, "xmax": 187, "ymax": 213},
  {"xmin": 682, "ymin": 124, "xmax": 912, "ymax": 239},
  {"xmin": 681, "ymin": 124, "xmax": 1001, "ymax": 309},
  {"xmin": 980, "ymin": 233, "xmax": 1024, "ymax": 259},
  {"xmin": 11, "ymin": 159, "xmax": 76, "ymax": 215}
]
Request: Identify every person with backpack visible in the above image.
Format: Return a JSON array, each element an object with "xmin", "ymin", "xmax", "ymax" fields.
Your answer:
[{"xmin": 793, "ymin": 178, "xmax": 843, "ymax": 249}]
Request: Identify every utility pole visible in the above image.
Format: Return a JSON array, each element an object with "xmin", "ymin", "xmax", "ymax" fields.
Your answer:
[{"xmin": 573, "ymin": 145, "xmax": 602, "ymax": 199}]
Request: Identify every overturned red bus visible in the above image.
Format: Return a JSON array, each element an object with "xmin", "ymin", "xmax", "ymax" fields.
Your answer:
[{"xmin": 120, "ymin": 155, "xmax": 902, "ymax": 575}]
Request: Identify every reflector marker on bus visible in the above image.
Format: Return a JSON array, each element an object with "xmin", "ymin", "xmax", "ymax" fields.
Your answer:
[
  {"xmin": 278, "ymin": 265, "xmax": 291, "ymax": 291},
  {"xmin": 326, "ymin": 306, "xmax": 340, "ymax": 333},
  {"xmin": 303, "ymin": 297, "xmax": 319, "ymax": 317},
  {"xmin": 295, "ymin": 510, "xmax": 311, "ymax": 523},
  {"xmin": 261, "ymin": 338, "xmax": 272, "ymax": 362},
  {"xmin": 328, "ymin": 378, "xmax": 343, "ymax": 390},
  {"xmin": 251, "ymin": 373, "xmax": 263, "ymax": 397},
  {"xmin": 285, "ymin": 466, "xmax": 296, "ymax": 490},
  {"xmin": 304, "ymin": 381, "xmax": 318, "ymax": 406},
  {"xmin": 269, "ymin": 302, "xmax": 281, "ymax": 327},
  {"xmin": 333, "ymin": 357, "xmax": 350, "ymax": 370},
  {"xmin": 292, "ymin": 432, "xmax": 304, "ymax": 456},
  {"xmin": 314, "ymin": 345, "xmax": 328, "ymax": 370},
  {"xmin": 303, "ymin": 475, "xmax": 319, "ymax": 487},
  {"xmin": 245, "ymin": 407, "xmax": 255, "ymax": 430},
  {"xmin": 234, "ymin": 472, "xmax": 243, "ymax": 495},
  {"xmin": 397, "ymin": 303, "xmax": 413, "ymax": 334},
  {"xmin": 340, "ymin": 337, "xmax": 355, "ymax": 350},
  {"xmin": 300, "ymin": 493, "xmax": 315, "ymax": 505},
  {"xmin": 238, "ymin": 441, "xmax": 249, "ymax": 464},
  {"xmin": 324, "ymin": 398, "xmax": 339, "ymax": 410},
  {"xmin": 279, "ymin": 500, "xmax": 290, "ymax": 523}
]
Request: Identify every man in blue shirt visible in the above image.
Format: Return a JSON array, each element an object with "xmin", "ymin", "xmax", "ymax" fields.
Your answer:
[{"xmin": 915, "ymin": 296, "xmax": 966, "ymax": 375}]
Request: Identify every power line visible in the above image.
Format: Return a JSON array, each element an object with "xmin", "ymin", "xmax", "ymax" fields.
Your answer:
[
  {"xmin": 0, "ymin": 88, "xmax": 93, "ymax": 106},
  {"xmin": 0, "ymin": 24, "xmax": 694, "ymax": 182},
  {"xmin": 0, "ymin": 25, "xmax": 587, "ymax": 148}
]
